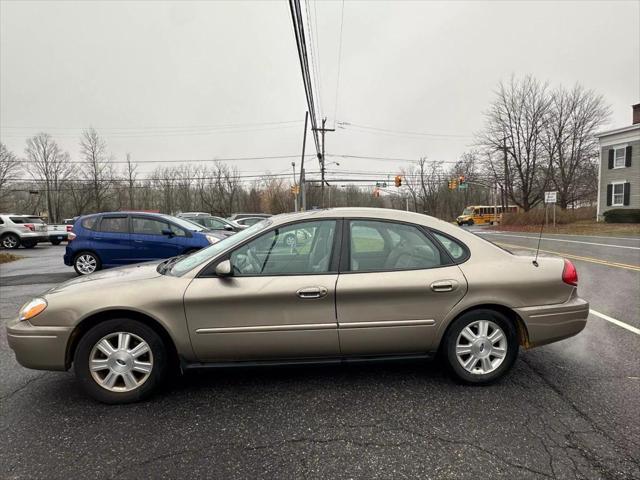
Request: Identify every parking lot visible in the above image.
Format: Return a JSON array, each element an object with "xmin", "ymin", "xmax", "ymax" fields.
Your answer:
[{"xmin": 1, "ymin": 236, "xmax": 639, "ymax": 480}]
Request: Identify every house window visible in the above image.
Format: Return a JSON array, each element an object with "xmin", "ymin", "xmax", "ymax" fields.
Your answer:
[
  {"xmin": 611, "ymin": 183, "xmax": 625, "ymax": 206},
  {"xmin": 614, "ymin": 147, "xmax": 626, "ymax": 168}
]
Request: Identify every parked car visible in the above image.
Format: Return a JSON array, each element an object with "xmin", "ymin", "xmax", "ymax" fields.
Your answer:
[
  {"xmin": 25, "ymin": 216, "xmax": 69, "ymax": 245},
  {"xmin": 8, "ymin": 208, "xmax": 589, "ymax": 403},
  {"xmin": 234, "ymin": 216, "xmax": 266, "ymax": 228},
  {"xmin": 178, "ymin": 213, "xmax": 244, "ymax": 233},
  {"xmin": 227, "ymin": 213, "xmax": 271, "ymax": 221},
  {"xmin": 0, "ymin": 214, "xmax": 49, "ymax": 249},
  {"xmin": 63, "ymin": 212, "xmax": 226, "ymax": 275}
]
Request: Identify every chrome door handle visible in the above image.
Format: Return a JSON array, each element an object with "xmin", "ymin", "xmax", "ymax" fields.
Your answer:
[
  {"xmin": 296, "ymin": 287, "xmax": 328, "ymax": 299},
  {"xmin": 430, "ymin": 280, "xmax": 457, "ymax": 292}
]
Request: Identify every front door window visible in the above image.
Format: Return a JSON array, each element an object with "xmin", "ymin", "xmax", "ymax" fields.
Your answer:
[{"xmin": 230, "ymin": 220, "xmax": 336, "ymax": 275}]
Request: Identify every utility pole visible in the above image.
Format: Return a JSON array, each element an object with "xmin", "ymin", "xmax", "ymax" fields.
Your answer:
[
  {"xmin": 299, "ymin": 112, "xmax": 309, "ymax": 211},
  {"xmin": 312, "ymin": 117, "xmax": 335, "ymax": 208},
  {"xmin": 292, "ymin": 161, "xmax": 298, "ymax": 212}
]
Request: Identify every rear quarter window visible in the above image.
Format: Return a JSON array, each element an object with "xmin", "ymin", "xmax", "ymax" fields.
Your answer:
[
  {"xmin": 431, "ymin": 231, "xmax": 470, "ymax": 263},
  {"xmin": 81, "ymin": 216, "xmax": 99, "ymax": 230}
]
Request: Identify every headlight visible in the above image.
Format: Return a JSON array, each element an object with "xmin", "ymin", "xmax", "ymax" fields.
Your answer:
[
  {"xmin": 19, "ymin": 297, "xmax": 47, "ymax": 321},
  {"xmin": 206, "ymin": 235, "xmax": 220, "ymax": 245}
]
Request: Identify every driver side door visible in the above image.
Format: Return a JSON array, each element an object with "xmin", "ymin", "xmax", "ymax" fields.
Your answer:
[{"xmin": 184, "ymin": 219, "xmax": 341, "ymax": 362}]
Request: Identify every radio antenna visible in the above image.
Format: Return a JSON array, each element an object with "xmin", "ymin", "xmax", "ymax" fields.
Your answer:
[{"xmin": 532, "ymin": 210, "xmax": 545, "ymax": 267}]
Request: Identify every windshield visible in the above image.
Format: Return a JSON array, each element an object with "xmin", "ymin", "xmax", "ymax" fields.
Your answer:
[
  {"xmin": 462, "ymin": 207, "xmax": 474, "ymax": 215},
  {"xmin": 169, "ymin": 219, "xmax": 271, "ymax": 275},
  {"xmin": 161, "ymin": 214, "xmax": 206, "ymax": 232}
]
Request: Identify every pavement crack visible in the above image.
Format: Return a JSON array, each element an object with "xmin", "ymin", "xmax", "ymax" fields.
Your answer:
[{"xmin": 0, "ymin": 373, "xmax": 48, "ymax": 402}]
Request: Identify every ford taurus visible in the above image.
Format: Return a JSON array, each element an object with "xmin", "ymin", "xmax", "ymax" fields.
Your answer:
[{"xmin": 7, "ymin": 208, "xmax": 589, "ymax": 403}]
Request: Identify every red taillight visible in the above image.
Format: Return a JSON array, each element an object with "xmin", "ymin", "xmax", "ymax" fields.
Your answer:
[
  {"xmin": 24, "ymin": 223, "xmax": 35, "ymax": 231},
  {"xmin": 562, "ymin": 259, "xmax": 578, "ymax": 286},
  {"xmin": 68, "ymin": 231, "xmax": 76, "ymax": 241},
  {"xmin": 66, "ymin": 225, "xmax": 73, "ymax": 232}
]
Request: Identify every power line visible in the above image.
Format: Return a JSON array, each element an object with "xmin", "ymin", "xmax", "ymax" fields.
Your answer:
[
  {"xmin": 304, "ymin": 0, "xmax": 323, "ymax": 121},
  {"xmin": 333, "ymin": 0, "xmax": 345, "ymax": 129},
  {"xmin": 337, "ymin": 121, "xmax": 474, "ymax": 139},
  {"xmin": 0, "ymin": 120, "xmax": 303, "ymax": 131},
  {"xmin": 288, "ymin": 0, "xmax": 321, "ymax": 157},
  {"xmin": 10, "ymin": 154, "xmax": 315, "ymax": 165}
]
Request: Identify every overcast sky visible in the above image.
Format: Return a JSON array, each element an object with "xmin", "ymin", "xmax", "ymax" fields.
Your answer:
[{"xmin": 1, "ymin": 0, "xmax": 639, "ymax": 178}]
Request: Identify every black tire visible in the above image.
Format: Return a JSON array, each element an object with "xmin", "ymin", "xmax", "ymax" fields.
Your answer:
[
  {"xmin": 73, "ymin": 251, "xmax": 102, "ymax": 275},
  {"xmin": 443, "ymin": 309, "xmax": 518, "ymax": 385},
  {"xmin": 1, "ymin": 233, "xmax": 21, "ymax": 249},
  {"xmin": 73, "ymin": 318, "xmax": 168, "ymax": 404},
  {"xmin": 51, "ymin": 239, "xmax": 62, "ymax": 246},
  {"xmin": 467, "ymin": 220, "xmax": 474, "ymax": 226}
]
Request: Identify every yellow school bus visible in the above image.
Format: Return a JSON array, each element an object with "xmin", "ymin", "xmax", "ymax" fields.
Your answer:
[{"xmin": 456, "ymin": 205, "xmax": 518, "ymax": 226}]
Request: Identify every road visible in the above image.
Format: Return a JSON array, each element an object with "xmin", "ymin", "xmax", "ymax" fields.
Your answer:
[{"xmin": 1, "ymin": 237, "xmax": 639, "ymax": 479}]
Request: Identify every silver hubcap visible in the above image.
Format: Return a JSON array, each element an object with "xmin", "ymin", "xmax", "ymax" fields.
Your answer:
[
  {"xmin": 455, "ymin": 320, "xmax": 507, "ymax": 375},
  {"xmin": 3, "ymin": 236, "xmax": 17, "ymax": 248},
  {"xmin": 76, "ymin": 254, "xmax": 97, "ymax": 274},
  {"xmin": 89, "ymin": 332, "xmax": 153, "ymax": 392}
]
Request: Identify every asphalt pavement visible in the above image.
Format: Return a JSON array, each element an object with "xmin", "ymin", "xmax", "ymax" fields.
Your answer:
[{"xmin": 1, "ymin": 237, "xmax": 639, "ymax": 479}]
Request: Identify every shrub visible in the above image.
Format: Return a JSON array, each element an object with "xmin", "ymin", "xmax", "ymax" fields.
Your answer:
[
  {"xmin": 603, "ymin": 209, "xmax": 640, "ymax": 224},
  {"xmin": 501, "ymin": 206, "xmax": 596, "ymax": 225}
]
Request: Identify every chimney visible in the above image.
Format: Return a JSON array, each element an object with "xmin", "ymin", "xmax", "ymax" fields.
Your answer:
[{"xmin": 634, "ymin": 103, "xmax": 640, "ymax": 125}]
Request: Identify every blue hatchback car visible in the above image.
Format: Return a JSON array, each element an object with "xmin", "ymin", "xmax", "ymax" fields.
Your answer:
[{"xmin": 64, "ymin": 212, "xmax": 226, "ymax": 275}]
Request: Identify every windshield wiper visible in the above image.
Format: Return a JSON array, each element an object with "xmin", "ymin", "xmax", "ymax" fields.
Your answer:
[{"xmin": 157, "ymin": 254, "xmax": 187, "ymax": 275}]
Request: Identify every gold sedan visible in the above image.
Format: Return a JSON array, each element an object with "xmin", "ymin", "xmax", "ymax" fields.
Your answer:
[{"xmin": 7, "ymin": 208, "xmax": 588, "ymax": 403}]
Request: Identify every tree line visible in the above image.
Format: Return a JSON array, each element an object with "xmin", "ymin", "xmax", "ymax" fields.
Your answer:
[{"xmin": 0, "ymin": 75, "xmax": 609, "ymax": 222}]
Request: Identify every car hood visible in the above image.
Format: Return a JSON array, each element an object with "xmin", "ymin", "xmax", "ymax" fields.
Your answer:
[{"xmin": 48, "ymin": 261, "xmax": 163, "ymax": 294}]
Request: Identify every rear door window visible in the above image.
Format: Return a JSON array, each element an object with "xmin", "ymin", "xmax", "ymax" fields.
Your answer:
[
  {"xmin": 349, "ymin": 220, "xmax": 447, "ymax": 272},
  {"xmin": 132, "ymin": 217, "xmax": 169, "ymax": 236},
  {"xmin": 99, "ymin": 216, "xmax": 129, "ymax": 233}
]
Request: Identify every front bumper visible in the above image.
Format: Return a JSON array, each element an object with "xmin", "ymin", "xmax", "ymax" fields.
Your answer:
[
  {"xmin": 6, "ymin": 318, "xmax": 73, "ymax": 371},
  {"xmin": 515, "ymin": 292, "xmax": 589, "ymax": 348}
]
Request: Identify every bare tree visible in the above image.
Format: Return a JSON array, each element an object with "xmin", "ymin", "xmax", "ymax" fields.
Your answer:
[
  {"xmin": 0, "ymin": 143, "xmax": 20, "ymax": 206},
  {"xmin": 479, "ymin": 75, "xmax": 553, "ymax": 211},
  {"xmin": 80, "ymin": 128, "xmax": 112, "ymax": 212},
  {"xmin": 24, "ymin": 133, "xmax": 72, "ymax": 222},
  {"xmin": 125, "ymin": 153, "xmax": 138, "ymax": 210},
  {"xmin": 544, "ymin": 84, "xmax": 610, "ymax": 208}
]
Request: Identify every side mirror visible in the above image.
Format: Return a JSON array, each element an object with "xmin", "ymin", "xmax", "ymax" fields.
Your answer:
[
  {"xmin": 224, "ymin": 225, "xmax": 234, "ymax": 231},
  {"xmin": 215, "ymin": 259, "xmax": 232, "ymax": 276},
  {"xmin": 161, "ymin": 228, "xmax": 174, "ymax": 237}
]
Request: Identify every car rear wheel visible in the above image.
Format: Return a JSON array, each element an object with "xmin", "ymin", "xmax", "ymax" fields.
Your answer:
[
  {"xmin": 466, "ymin": 220, "xmax": 474, "ymax": 226},
  {"xmin": 51, "ymin": 239, "xmax": 62, "ymax": 246},
  {"xmin": 1, "ymin": 233, "xmax": 20, "ymax": 249},
  {"xmin": 74, "ymin": 319, "xmax": 167, "ymax": 404},
  {"xmin": 74, "ymin": 251, "xmax": 102, "ymax": 275},
  {"xmin": 444, "ymin": 309, "xmax": 518, "ymax": 384}
]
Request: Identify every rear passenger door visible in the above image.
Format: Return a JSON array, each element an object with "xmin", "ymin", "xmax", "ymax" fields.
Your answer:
[
  {"xmin": 336, "ymin": 220, "xmax": 468, "ymax": 356},
  {"xmin": 93, "ymin": 215, "xmax": 131, "ymax": 265},
  {"xmin": 130, "ymin": 216, "xmax": 184, "ymax": 262}
]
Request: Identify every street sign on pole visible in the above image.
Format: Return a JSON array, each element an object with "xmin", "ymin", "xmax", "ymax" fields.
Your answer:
[
  {"xmin": 458, "ymin": 183, "xmax": 468, "ymax": 190},
  {"xmin": 544, "ymin": 191, "xmax": 557, "ymax": 204}
]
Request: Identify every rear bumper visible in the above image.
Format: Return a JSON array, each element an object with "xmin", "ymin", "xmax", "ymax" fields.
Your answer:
[
  {"xmin": 6, "ymin": 319, "xmax": 72, "ymax": 371},
  {"xmin": 516, "ymin": 293, "xmax": 589, "ymax": 348},
  {"xmin": 19, "ymin": 233, "xmax": 49, "ymax": 243},
  {"xmin": 48, "ymin": 233, "xmax": 68, "ymax": 241}
]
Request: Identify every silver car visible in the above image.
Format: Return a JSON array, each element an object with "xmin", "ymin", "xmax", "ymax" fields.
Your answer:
[
  {"xmin": 0, "ymin": 214, "xmax": 49, "ymax": 249},
  {"xmin": 7, "ymin": 208, "xmax": 588, "ymax": 403}
]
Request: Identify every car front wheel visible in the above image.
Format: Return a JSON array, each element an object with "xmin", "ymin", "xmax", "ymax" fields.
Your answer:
[
  {"xmin": 74, "ymin": 252, "xmax": 101, "ymax": 275},
  {"xmin": 444, "ymin": 309, "xmax": 518, "ymax": 384},
  {"xmin": 74, "ymin": 319, "xmax": 167, "ymax": 404}
]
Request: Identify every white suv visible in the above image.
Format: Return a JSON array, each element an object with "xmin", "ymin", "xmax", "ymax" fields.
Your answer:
[{"xmin": 0, "ymin": 214, "xmax": 49, "ymax": 249}]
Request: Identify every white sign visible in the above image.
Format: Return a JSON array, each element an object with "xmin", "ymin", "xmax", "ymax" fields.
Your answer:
[{"xmin": 544, "ymin": 191, "xmax": 557, "ymax": 204}]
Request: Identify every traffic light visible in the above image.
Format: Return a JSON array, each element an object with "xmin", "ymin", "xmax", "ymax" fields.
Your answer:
[
  {"xmin": 459, "ymin": 175, "xmax": 465, "ymax": 185},
  {"xmin": 290, "ymin": 185, "xmax": 299, "ymax": 195},
  {"xmin": 373, "ymin": 187, "xmax": 380, "ymax": 197},
  {"xmin": 394, "ymin": 175, "xmax": 402, "ymax": 187},
  {"xmin": 451, "ymin": 178, "xmax": 458, "ymax": 190}
]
